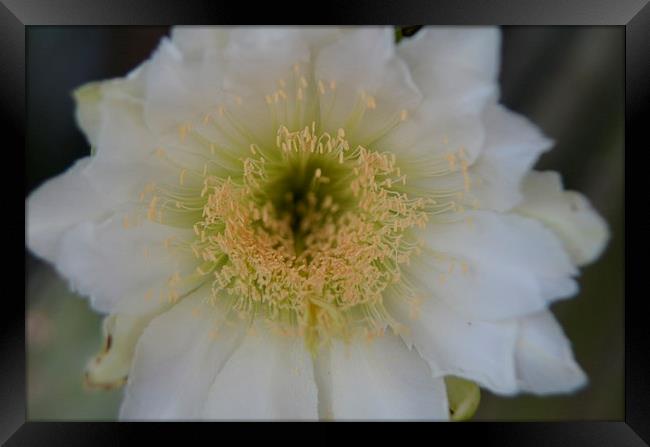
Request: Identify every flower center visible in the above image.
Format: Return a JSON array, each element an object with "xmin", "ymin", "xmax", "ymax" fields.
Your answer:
[
  {"xmin": 134, "ymin": 92, "xmax": 477, "ymax": 349},
  {"xmin": 185, "ymin": 124, "xmax": 429, "ymax": 348}
]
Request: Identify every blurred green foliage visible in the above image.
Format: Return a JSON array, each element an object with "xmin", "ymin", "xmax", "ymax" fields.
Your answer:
[{"xmin": 27, "ymin": 258, "xmax": 123, "ymax": 419}]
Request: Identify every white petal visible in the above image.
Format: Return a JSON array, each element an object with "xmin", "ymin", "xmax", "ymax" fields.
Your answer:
[
  {"xmin": 224, "ymin": 27, "xmax": 345, "ymax": 62},
  {"xmin": 73, "ymin": 82, "xmax": 104, "ymax": 147},
  {"xmin": 380, "ymin": 27, "xmax": 501, "ymax": 164},
  {"xmin": 387, "ymin": 296, "xmax": 519, "ymax": 395},
  {"xmin": 223, "ymin": 28, "xmax": 310, "ymax": 90},
  {"xmin": 170, "ymin": 26, "xmax": 229, "ymax": 60},
  {"xmin": 515, "ymin": 311, "xmax": 587, "ymax": 394},
  {"xmin": 120, "ymin": 295, "xmax": 245, "ymax": 420},
  {"xmin": 220, "ymin": 27, "xmax": 316, "ymax": 138},
  {"xmin": 291, "ymin": 27, "xmax": 349, "ymax": 49},
  {"xmin": 471, "ymin": 104, "xmax": 553, "ymax": 211},
  {"xmin": 317, "ymin": 335, "xmax": 448, "ymax": 420},
  {"xmin": 397, "ymin": 27, "xmax": 500, "ymax": 108},
  {"xmin": 378, "ymin": 27, "xmax": 500, "ymax": 165},
  {"xmin": 411, "ymin": 211, "xmax": 577, "ymax": 321},
  {"xmin": 516, "ymin": 171, "xmax": 609, "ymax": 266},
  {"xmin": 26, "ymin": 157, "xmax": 116, "ymax": 261},
  {"xmin": 315, "ymin": 27, "xmax": 394, "ymax": 95},
  {"xmin": 150, "ymin": 27, "xmax": 412, "ymax": 150},
  {"xmin": 314, "ymin": 27, "xmax": 422, "ymax": 143},
  {"xmin": 30, "ymin": 88, "xmax": 198, "ymax": 317},
  {"xmin": 73, "ymin": 68, "xmax": 147, "ymax": 148},
  {"xmin": 148, "ymin": 28, "xmax": 351, "ymax": 144},
  {"xmin": 143, "ymin": 38, "xmax": 227, "ymax": 135},
  {"xmin": 85, "ymin": 312, "xmax": 157, "ymax": 389},
  {"xmin": 220, "ymin": 28, "xmax": 326, "ymax": 143},
  {"xmin": 201, "ymin": 329, "xmax": 318, "ymax": 420},
  {"xmin": 170, "ymin": 26, "xmax": 342, "ymax": 63},
  {"xmin": 72, "ymin": 67, "xmax": 168, "ymax": 207},
  {"xmin": 54, "ymin": 215, "xmax": 198, "ymax": 315},
  {"xmin": 375, "ymin": 97, "xmax": 486, "ymax": 165},
  {"xmin": 86, "ymin": 93, "xmax": 173, "ymax": 203}
]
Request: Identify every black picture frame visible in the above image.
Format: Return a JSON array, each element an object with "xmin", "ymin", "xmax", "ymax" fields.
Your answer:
[{"xmin": 2, "ymin": 0, "xmax": 647, "ymax": 445}]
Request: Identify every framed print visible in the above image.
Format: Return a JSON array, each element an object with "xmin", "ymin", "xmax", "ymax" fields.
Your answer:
[{"xmin": 1, "ymin": 0, "xmax": 648, "ymax": 445}]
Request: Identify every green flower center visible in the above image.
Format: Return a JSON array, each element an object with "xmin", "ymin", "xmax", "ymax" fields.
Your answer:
[{"xmin": 183, "ymin": 124, "xmax": 428, "ymax": 348}]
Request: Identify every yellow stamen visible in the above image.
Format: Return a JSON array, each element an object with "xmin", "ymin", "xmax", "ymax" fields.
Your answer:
[{"xmin": 189, "ymin": 124, "xmax": 430, "ymax": 346}]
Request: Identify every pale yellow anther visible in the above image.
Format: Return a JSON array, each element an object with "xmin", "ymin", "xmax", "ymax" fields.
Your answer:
[
  {"xmin": 168, "ymin": 272, "xmax": 181, "ymax": 286},
  {"xmin": 149, "ymin": 118, "xmax": 441, "ymax": 345},
  {"xmin": 463, "ymin": 176, "xmax": 471, "ymax": 192},
  {"xmin": 147, "ymin": 196, "xmax": 158, "ymax": 221},
  {"xmin": 447, "ymin": 153, "xmax": 457, "ymax": 171},
  {"xmin": 163, "ymin": 236, "xmax": 174, "ymax": 249},
  {"xmin": 178, "ymin": 125, "xmax": 187, "ymax": 141},
  {"xmin": 461, "ymin": 159, "xmax": 471, "ymax": 192}
]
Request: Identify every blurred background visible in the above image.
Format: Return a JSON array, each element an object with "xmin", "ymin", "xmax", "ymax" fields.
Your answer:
[{"xmin": 25, "ymin": 26, "xmax": 624, "ymax": 420}]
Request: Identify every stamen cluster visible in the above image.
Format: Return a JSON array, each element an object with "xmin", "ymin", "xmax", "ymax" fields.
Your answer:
[{"xmin": 192, "ymin": 124, "xmax": 430, "ymax": 346}]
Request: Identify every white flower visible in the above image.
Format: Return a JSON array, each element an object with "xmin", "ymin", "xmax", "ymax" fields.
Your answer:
[{"xmin": 27, "ymin": 26, "xmax": 609, "ymax": 420}]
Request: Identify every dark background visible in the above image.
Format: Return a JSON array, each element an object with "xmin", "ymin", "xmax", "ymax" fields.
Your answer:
[{"xmin": 25, "ymin": 26, "xmax": 624, "ymax": 420}]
